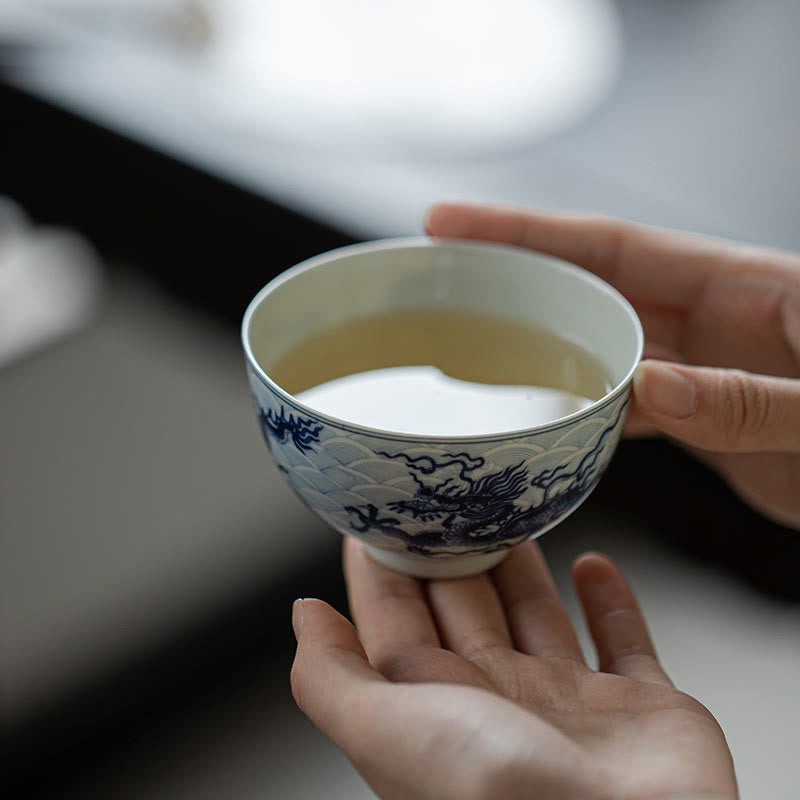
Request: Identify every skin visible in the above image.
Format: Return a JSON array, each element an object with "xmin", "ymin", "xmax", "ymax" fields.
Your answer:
[
  {"xmin": 290, "ymin": 205, "xmax": 800, "ymax": 798},
  {"xmin": 291, "ymin": 540, "xmax": 738, "ymax": 800},
  {"xmin": 425, "ymin": 203, "xmax": 800, "ymax": 529}
]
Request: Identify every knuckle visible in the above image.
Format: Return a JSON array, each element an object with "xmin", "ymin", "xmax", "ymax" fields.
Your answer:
[
  {"xmin": 718, "ymin": 370, "xmax": 772, "ymax": 447},
  {"xmin": 599, "ymin": 640, "xmax": 646, "ymax": 673},
  {"xmin": 457, "ymin": 628, "xmax": 509, "ymax": 665},
  {"xmin": 607, "ymin": 649, "xmax": 654, "ymax": 676},
  {"xmin": 370, "ymin": 581, "xmax": 424, "ymax": 610}
]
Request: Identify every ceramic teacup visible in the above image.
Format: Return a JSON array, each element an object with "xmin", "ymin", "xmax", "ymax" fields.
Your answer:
[{"xmin": 241, "ymin": 238, "xmax": 643, "ymax": 578}]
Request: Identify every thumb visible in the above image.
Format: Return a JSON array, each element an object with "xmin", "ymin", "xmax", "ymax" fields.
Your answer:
[
  {"xmin": 290, "ymin": 599, "xmax": 384, "ymax": 746},
  {"xmin": 633, "ymin": 360, "xmax": 800, "ymax": 452}
]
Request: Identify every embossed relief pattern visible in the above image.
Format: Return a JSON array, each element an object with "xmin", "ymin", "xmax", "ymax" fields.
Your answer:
[{"xmin": 250, "ymin": 374, "xmax": 628, "ymax": 557}]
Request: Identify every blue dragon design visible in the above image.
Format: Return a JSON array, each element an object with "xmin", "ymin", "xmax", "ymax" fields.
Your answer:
[
  {"xmin": 258, "ymin": 405, "xmax": 323, "ymax": 454},
  {"xmin": 345, "ymin": 399, "xmax": 628, "ymax": 556}
]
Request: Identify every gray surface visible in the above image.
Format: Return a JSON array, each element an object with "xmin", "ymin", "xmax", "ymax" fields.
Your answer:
[
  {"xmin": 1, "ymin": 272, "xmax": 332, "ymax": 719},
  {"xmin": 49, "ymin": 513, "xmax": 800, "ymax": 800},
  {"xmin": 3, "ymin": 0, "xmax": 800, "ymax": 796}
]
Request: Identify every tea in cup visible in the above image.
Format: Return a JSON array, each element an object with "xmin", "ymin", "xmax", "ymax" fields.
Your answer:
[{"xmin": 242, "ymin": 238, "xmax": 643, "ymax": 578}]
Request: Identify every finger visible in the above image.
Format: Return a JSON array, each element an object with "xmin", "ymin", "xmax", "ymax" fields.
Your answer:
[
  {"xmin": 491, "ymin": 540, "xmax": 584, "ymax": 661},
  {"xmin": 290, "ymin": 599, "xmax": 515, "ymax": 800},
  {"xmin": 623, "ymin": 345, "xmax": 682, "ymax": 438},
  {"xmin": 425, "ymin": 202, "xmax": 800, "ymax": 309},
  {"xmin": 345, "ymin": 539, "xmax": 440, "ymax": 676},
  {"xmin": 426, "ymin": 570, "xmax": 513, "ymax": 664},
  {"xmin": 633, "ymin": 359, "xmax": 800, "ymax": 452},
  {"xmin": 642, "ymin": 341, "xmax": 684, "ymax": 364},
  {"xmin": 572, "ymin": 553, "xmax": 672, "ymax": 687},
  {"xmin": 623, "ymin": 404, "xmax": 661, "ymax": 438},
  {"xmin": 290, "ymin": 598, "xmax": 386, "ymax": 743},
  {"xmin": 635, "ymin": 302, "xmax": 688, "ymax": 354}
]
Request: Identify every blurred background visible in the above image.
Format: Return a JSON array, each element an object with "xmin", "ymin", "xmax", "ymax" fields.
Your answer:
[{"xmin": 2, "ymin": 1, "xmax": 799, "ymax": 797}]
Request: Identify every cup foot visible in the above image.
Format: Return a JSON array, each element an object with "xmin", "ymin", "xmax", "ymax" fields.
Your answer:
[{"xmin": 364, "ymin": 545, "xmax": 509, "ymax": 579}]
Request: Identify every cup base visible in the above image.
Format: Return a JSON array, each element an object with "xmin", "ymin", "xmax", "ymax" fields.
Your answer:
[{"xmin": 364, "ymin": 545, "xmax": 509, "ymax": 579}]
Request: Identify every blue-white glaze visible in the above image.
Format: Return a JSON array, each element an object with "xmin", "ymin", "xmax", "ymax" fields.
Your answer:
[{"xmin": 247, "ymin": 368, "xmax": 630, "ymax": 559}]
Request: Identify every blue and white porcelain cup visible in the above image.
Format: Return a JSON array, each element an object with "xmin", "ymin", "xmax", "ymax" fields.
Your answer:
[{"xmin": 241, "ymin": 238, "xmax": 643, "ymax": 579}]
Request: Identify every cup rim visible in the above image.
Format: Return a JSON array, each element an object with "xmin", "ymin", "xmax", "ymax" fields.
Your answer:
[{"xmin": 241, "ymin": 236, "xmax": 644, "ymax": 442}]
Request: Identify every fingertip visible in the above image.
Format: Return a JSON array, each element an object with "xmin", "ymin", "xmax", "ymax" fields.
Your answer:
[
  {"xmin": 289, "ymin": 599, "xmax": 385, "ymax": 743},
  {"xmin": 423, "ymin": 201, "xmax": 463, "ymax": 237},
  {"xmin": 423, "ymin": 205, "xmax": 437, "ymax": 235},
  {"xmin": 633, "ymin": 359, "xmax": 698, "ymax": 420},
  {"xmin": 292, "ymin": 597, "xmax": 351, "ymax": 644},
  {"xmin": 290, "ymin": 598, "xmax": 377, "ymax": 694},
  {"xmin": 424, "ymin": 199, "xmax": 492, "ymax": 237},
  {"xmin": 634, "ymin": 361, "xmax": 800, "ymax": 452},
  {"xmin": 292, "ymin": 597, "xmax": 305, "ymax": 640},
  {"xmin": 572, "ymin": 551, "xmax": 619, "ymax": 584},
  {"xmin": 343, "ymin": 535, "xmax": 365, "ymax": 567},
  {"xmin": 292, "ymin": 597, "xmax": 338, "ymax": 646},
  {"xmin": 572, "ymin": 550, "xmax": 608, "ymax": 568},
  {"xmin": 344, "ymin": 535, "xmax": 398, "ymax": 586},
  {"xmin": 572, "ymin": 553, "xmax": 669, "ymax": 684},
  {"xmin": 572, "ymin": 551, "xmax": 630, "ymax": 609}
]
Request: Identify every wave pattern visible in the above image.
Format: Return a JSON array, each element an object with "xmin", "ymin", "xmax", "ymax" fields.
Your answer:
[{"xmin": 249, "ymin": 373, "xmax": 629, "ymax": 557}]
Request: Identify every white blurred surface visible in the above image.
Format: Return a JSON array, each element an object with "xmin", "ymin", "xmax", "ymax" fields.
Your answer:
[
  {"xmin": 3, "ymin": 0, "xmax": 628, "ymax": 239},
  {"xmin": 4, "ymin": 0, "xmax": 621, "ymax": 156},
  {"xmin": 4, "ymin": 0, "xmax": 800, "ymax": 250},
  {"xmin": 204, "ymin": 0, "xmax": 621, "ymax": 156},
  {"xmin": 0, "ymin": 198, "xmax": 102, "ymax": 368}
]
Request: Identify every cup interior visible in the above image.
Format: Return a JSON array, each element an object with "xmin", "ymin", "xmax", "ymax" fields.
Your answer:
[{"xmin": 244, "ymin": 239, "xmax": 642, "ymax": 417}]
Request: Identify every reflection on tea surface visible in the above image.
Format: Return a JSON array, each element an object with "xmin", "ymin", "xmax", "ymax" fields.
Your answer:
[{"xmin": 269, "ymin": 309, "xmax": 612, "ymax": 435}]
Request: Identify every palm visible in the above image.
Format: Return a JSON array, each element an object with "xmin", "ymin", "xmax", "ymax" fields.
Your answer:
[
  {"xmin": 392, "ymin": 647, "xmax": 732, "ymax": 799},
  {"xmin": 425, "ymin": 204, "xmax": 800, "ymax": 528},
  {"xmin": 291, "ymin": 540, "xmax": 738, "ymax": 800}
]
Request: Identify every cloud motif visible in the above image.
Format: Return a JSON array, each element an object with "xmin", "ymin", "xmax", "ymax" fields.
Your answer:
[{"xmin": 251, "ymin": 386, "xmax": 629, "ymax": 558}]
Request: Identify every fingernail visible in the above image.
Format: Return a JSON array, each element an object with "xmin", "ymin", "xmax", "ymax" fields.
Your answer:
[
  {"xmin": 292, "ymin": 599, "xmax": 305, "ymax": 640},
  {"xmin": 634, "ymin": 361, "xmax": 697, "ymax": 419},
  {"xmin": 575, "ymin": 552, "xmax": 615, "ymax": 587},
  {"xmin": 422, "ymin": 207, "xmax": 434, "ymax": 234}
]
